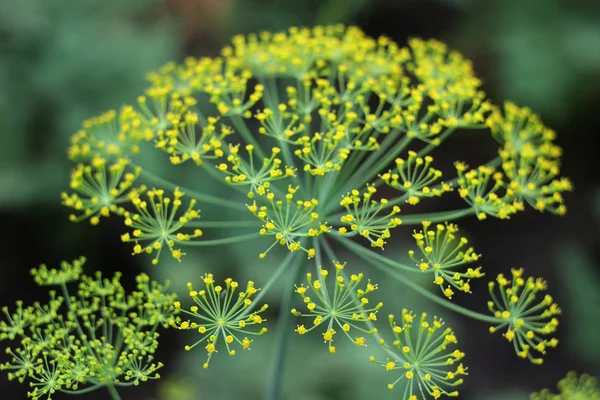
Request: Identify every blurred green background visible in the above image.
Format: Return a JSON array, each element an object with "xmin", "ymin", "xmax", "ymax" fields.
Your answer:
[{"xmin": 1, "ymin": 0, "xmax": 599, "ymax": 399}]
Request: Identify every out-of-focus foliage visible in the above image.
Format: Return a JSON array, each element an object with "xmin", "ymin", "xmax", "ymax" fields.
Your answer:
[
  {"xmin": 455, "ymin": 0, "xmax": 600, "ymax": 122},
  {"xmin": 555, "ymin": 190, "xmax": 600, "ymax": 371},
  {"xmin": 0, "ymin": 0, "xmax": 177, "ymax": 206},
  {"xmin": 227, "ymin": 0, "xmax": 370, "ymax": 33}
]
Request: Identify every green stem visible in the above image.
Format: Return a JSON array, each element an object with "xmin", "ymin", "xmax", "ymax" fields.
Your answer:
[
  {"xmin": 265, "ymin": 256, "xmax": 306, "ymax": 400},
  {"xmin": 187, "ymin": 220, "xmax": 258, "ymax": 228},
  {"xmin": 61, "ymin": 384, "xmax": 104, "ymax": 395},
  {"xmin": 106, "ymin": 384, "xmax": 121, "ymax": 400},
  {"xmin": 178, "ymin": 232, "xmax": 261, "ymax": 246},
  {"xmin": 336, "ymin": 236, "xmax": 417, "ymax": 273},
  {"xmin": 400, "ymin": 208, "xmax": 475, "ymax": 225},
  {"xmin": 60, "ymin": 284, "xmax": 98, "ymax": 358},
  {"xmin": 136, "ymin": 165, "xmax": 247, "ymax": 211},
  {"xmin": 335, "ymin": 235, "xmax": 500, "ymax": 324},
  {"xmin": 239, "ymin": 251, "xmax": 297, "ymax": 319}
]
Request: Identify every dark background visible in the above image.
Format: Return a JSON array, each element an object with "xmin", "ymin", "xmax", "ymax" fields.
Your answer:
[{"xmin": 1, "ymin": 0, "xmax": 599, "ymax": 399}]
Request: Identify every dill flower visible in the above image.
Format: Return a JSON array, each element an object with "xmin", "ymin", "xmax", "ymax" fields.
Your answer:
[
  {"xmin": 531, "ymin": 372, "xmax": 600, "ymax": 400},
  {"xmin": 61, "ymin": 158, "xmax": 140, "ymax": 225},
  {"xmin": 409, "ymin": 221, "xmax": 484, "ymax": 298},
  {"xmin": 455, "ymin": 162, "xmax": 522, "ymax": 220},
  {"xmin": 488, "ymin": 268, "xmax": 561, "ymax": 364},
  {"xmin": 338, "ymin": 187, "xmax": 402, "ymax": 248},
  {"xmin": 121, "ymin": 187, "xmax": 201, "ymax": 264},
  {"xmin": 380, "ymin": 153, "xmax": 452, "ymax": 205},
  {"xmin": 0, "ymin": 257, "xmax": 178, "ymax": 399},
  {"xmin": 370, "ymin": 310, "xmax": 467, "ymax": 398},
  {"xmin": 291, "ymin": 262, "xmax": 382, "ymax": 353},
  {"xmin": 247, "ymin": 183, "xmax": 321, "ymax": 258},
  {"xmin": 171, "ymin": 274, "xmax": 268, "ymax": 368},
  {"xmin": 530, "ymin": 371, "xmax": 600, "ymax": 400},
  {"xmin": 59, "ymin": 24, "xmax": 573, "ymax": 395},
  {"xmin": 67, "ymin": 109, "xmax": 144, "ymax": 162},
  {"xmin": 62, "ymin": 25, "xmax": 570, "ymax": 266}
]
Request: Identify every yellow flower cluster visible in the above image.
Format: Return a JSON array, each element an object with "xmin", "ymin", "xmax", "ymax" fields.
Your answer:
[
  {"xmin": 121, "ymin": 188, "xmax": 201, "ymax": 264},
  {"xmin": 380, "ymin": 153, "xmax": 451, "ymax": 205},
  {"xmin": 338, "ymin": 186, "xmax": 402, "ymax": 248},
  {"xmin": 62, "ymin": 158, "xmax": 140, "ymax": 224},
  {"xmin": 455, "ymin": 162, "xmax": 524, "ymax": 220},
  {"xmin": 58, "ymin": 25, "xmax": 574, "ymax": 397},
  {"xmin": 409, "ymin": 221, "xmax": 484, "ymax": 298},
  {"xmin": 292, "ymin": 262, "xmax": 382, "ymax": 354},
  {"xmin": 488, "ymin": 268, "xmax": 561, "ymax": 364},
  {"xmin": 172, "ymin": 274, "xmax": 268, "ymax": 369},
  {"xmin": 371, "ymin": 310, "xmax": 467, "ymax": 398},
  {"xmin": 489, "ymin": 102, "xmax": 572, "ymax": 215},
  {"xmin": 221, "ymin": 145, "xmax": 296, "ymax": 194},
  {"xmin": 247, "ymin": 184, "xmax": 324, "ymax": 258}
]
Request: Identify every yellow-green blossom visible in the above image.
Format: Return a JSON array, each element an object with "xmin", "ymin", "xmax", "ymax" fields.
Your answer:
[
  {"xmin": 0, "ymin": 257, "xmax": 178, "ymax": 399},
  {"xmin": 292, "ymin": 262, "xmax": 382, "ymax": 353},
  {"xmin": 172, "ymin": 274, "xmax": 268, "ymax": 368},
  {"xmin": 488, "ymin": 268, "xmax": 561, "ymax": 364},
  {"xmin": 531, "ymin": 372, "xmax": 600, "ymax": 400},
  {"xmin": 370, "ymin": 310, "xmax": 466, "ymax": 399}
]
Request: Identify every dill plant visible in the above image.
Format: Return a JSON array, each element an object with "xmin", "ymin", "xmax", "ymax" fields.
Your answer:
[
  {"xmin": 51, "ymin": 26, "xmax": 576, "ymax": 399},
  {"xmin": 0, "ymin": 257, "xmax": 178, "ymax": 399},
  {"xmin": 531, "ymin": 372, "xmax": 600, "ymax": 400}
]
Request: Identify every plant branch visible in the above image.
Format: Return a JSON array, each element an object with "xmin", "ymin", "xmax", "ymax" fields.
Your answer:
[
  {"xmin": 178, "ymin": 232, "xmax": 261, "ymax": 246},
  {"xmin": 336, "ymin": 235, "xmax": 500, "ymax": 324},
  {"xmin": 265, "ymin": 256, "xmax": 306, "ymax": 400},
  {"xmin": 136, "ymin": 165, "xmax": 247, "ymax": 211}
]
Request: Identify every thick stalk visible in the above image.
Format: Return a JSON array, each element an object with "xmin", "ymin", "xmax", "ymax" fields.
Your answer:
[
  {"xmin": 106, "ymin": 384, "xmax": 121, "ymax": 400},
  {"xmin": 265, "ymin": 256, "xmax": 306, "ymax": 400}
]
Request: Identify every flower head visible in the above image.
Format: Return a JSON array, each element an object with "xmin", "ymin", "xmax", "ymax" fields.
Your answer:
[
  {"xmin": 62, "ymin": 159, "xmax": 140, "ymax": 225},
  {"xmin": 531, "ymin": 372, "xmax": 600, "ymax": 400},
  {"xmin": 67, "ymin": 109, "xmax": 144, "ymax": 162},
  {"xmin": 121, "ymin": 187, "xmax": 201, "ymax": 264},
  {"xmin": 292, "ymin": 262, "xmax": 382, "ymax": 352},
  {"xmin": 455, "ymin": 162, "xmax": 523, "ymax": 220},
  {"xmin": 0, "ymin": 258, "xmax": 178, "ymax": 398},
  {"xmin": 30, "ymin": 256, "xmax": 85, "ymax": 286},
  {"xmin": 339, "ymin": 187, "xmax": 402, "ymax": 248},
  {"xmin": 248, "ymin": 185, "xmax": 320, "ymax": 258},
  {"xmin": 222, "ymin": 145, "xmax": 296, "ymax": 193},
  {"xmin": 381, "ymin": 153, "xmax": 451, "ymax": 205},
  {"xmin": 58, "ymin": 25, "xmax": 573, "ymax": 391},
  {"xmin": 489, "ymin": 103, "xmax": 572, "ymax": 216},
  {"xmin": 172, "ymin": 274, "xmax": 268, "ymax": 368},
  {"xmin": 488, "ymin": 268, "xmax": 561, "ymax": 364},
  {"xmin": 371, "ymin": 310, "xmax": 467, "ymax": 398},
  {"xmin": 409, "ymin": 221, "xmax": 484, "ymax": 298}
]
